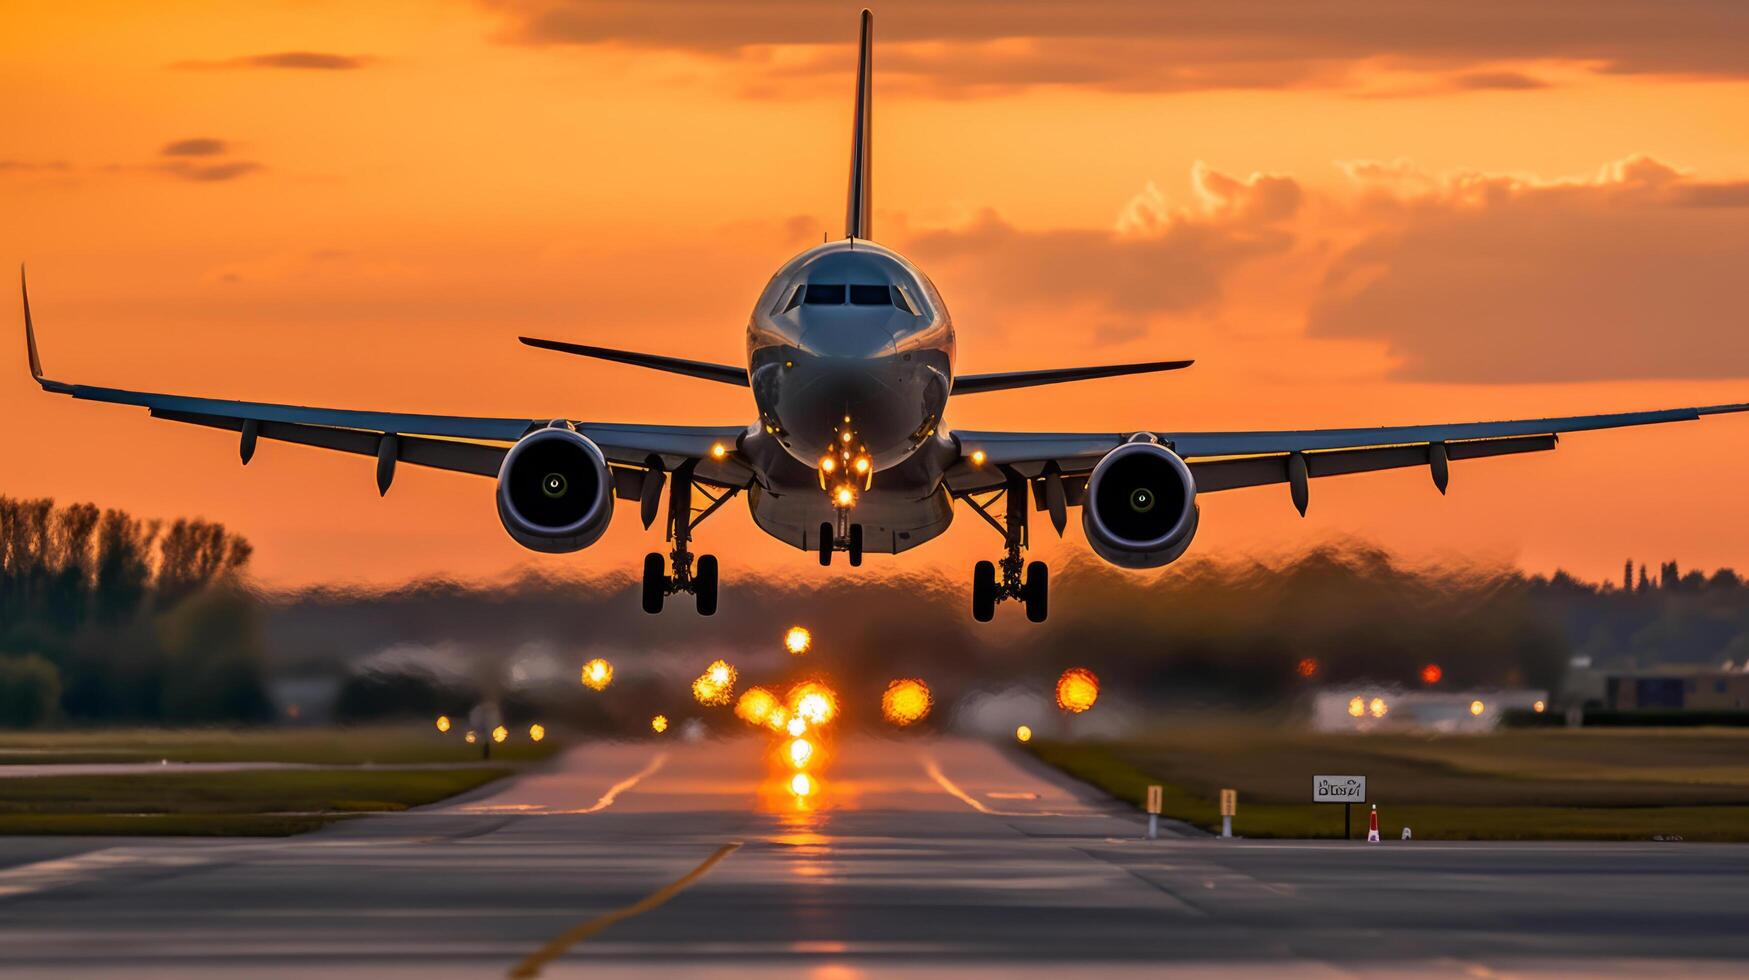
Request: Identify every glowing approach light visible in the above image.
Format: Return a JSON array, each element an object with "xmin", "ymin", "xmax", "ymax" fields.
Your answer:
[
  {"xmin": 1348, "ymin": 696, "xmax": 1366, "ymax": 718},
  {"xmin": 784, "ymin": 626, "xmax": 812, "ymax": 656},
  {"xmin": 1469, "ymin": 699, "xmax": 1486, "ymax": 716},
  {"xmin": 1055, "ymin": 667, "xmax": 1100, "ymax": 713},
  {"xmin": 786, "ymin": 715, "xmax": 808, "ymax": 737},
  {"xmin": 1368, "ymin": 697, "xmax": 1389, "ymax": 718},
  {"xmin": 789, "ymin": 681, "xmax": 839, "ymax": 726},
  {"xmin": 651, "ymin": 714, "xmax": 669, "ymax": 734},
  {"xmin": 789, "ymin": 772, "xmax": 815, "ymax": 798},
  {"xmin": 693, "ymin": 659, "xmax": 738, "ymax": 706},
  {"xmin": 735, "ymin": 687, "xmax": 780, "ymax": 727},
  {"xmin": 528, "ymin": 723, "xmax": 545, "ymax": 742},
  {"xmin": 786, "ymin": 737, "xmax": 814, "ymax": 769},
  {"xmin": 581, "ymin": 658, "xmax": 614, "ymax": 691},
  {"xmin": 435, "ymin": 715, "xmax": 451, "ymax": 733},
  {"xmin": 1015, "ymin": 725, "xmax": 1032, "ymax": 743},
  {"xmin": 464, "ymin": 730, "xmax": 478, "ymax": 744},
  {"xmin": 881, "ymin": 678, "xmax": 933, "ymax": 726},
  {"xmin": 492, "ymin": 725, "xmax": 509, "ymax": 744}
]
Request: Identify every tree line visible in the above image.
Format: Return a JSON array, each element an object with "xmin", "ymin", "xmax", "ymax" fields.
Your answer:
[{"xmin": 0, "ymin": 496, "xmax": 272, "ymax": 727}]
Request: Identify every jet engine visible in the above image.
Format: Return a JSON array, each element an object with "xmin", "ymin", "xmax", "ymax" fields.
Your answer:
[
  {"xmin": 496, "ymin": 425, "xmax": 615, "ymax": 553},
  {"xmin": 1081, "ymin": 439, "xmax": 1199, "ymax": 569}
]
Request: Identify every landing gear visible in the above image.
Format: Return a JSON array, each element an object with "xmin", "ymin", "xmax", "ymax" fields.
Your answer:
[
  {"xmin": 816, "ymin": 520, "xmax": 865, "ymax": 566},
  {"xmin": 960, "ymin": 470, "xmax": 1050, "ymax": 623},
  {"xmin": 641, "ymin": 460, "xmax": 739, "ymax": 616}
]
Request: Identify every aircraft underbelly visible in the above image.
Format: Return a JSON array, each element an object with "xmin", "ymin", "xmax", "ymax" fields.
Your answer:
[{"xmin": 748, "ymin": 482, "xmax": 952, "ymax": 555}]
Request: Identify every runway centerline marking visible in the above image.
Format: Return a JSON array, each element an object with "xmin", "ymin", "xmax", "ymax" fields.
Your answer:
[
  {"xmin": 507, "ymin": 841, "xmax": 741, "ymax": 978},
  {"xmin": 921, "ymin": 755, "xmax": 1075, "ymax": 817}
]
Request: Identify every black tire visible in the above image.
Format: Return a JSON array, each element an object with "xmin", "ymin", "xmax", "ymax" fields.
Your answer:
[
  {"xmin": 641, "ymin": 553, "xmax": 666, "ymax": 614},
  {"xmin": 694, "ymin": 554, "xmax": 719, "ymax": 616},
  {"xmin": 1024, "ymin": 560, "xmax": 1049, "ymax": 623},
  {"xmin": 972, "ymin": 560, "xmax": 997, "ymax": 622},
  {"xmin": 818, "ymin": 522, "xmax": 834, "ymax": 566},
  {"xmin": 848, "ymin": 524, "xmax": 864, "ymax": 567}
]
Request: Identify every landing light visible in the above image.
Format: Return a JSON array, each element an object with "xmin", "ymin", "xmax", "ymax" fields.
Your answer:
[
  {"xmin": 834, "ymin": 486, "xmax": 856, "ymax": 508},
  {"xmin": 853, "ymin": 456, "xmax": 871, "ymax": 475},
  {"xmin": 840, "ymin": 431, "xmax": 854, "ymax": 444},
  {"xmin": 820, "ymin": 456, "xmax": 836, "ymax": 473},
  {"xmin": 710, "ymin": 442, "xmax": 727, "ymax": 460},
  {"xmin": 970, "ymin": 449, "xmax": 987, "ymax": 466}
]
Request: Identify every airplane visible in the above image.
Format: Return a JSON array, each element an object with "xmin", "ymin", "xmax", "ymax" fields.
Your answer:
[{"xmin": 21, "ymin": 10, "xmax": 1749, "ymax": 623}]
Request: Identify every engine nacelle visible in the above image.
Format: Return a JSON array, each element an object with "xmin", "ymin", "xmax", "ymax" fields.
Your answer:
[
  {"xmin": 1081, "ymin": 439, "xmax": 1200, "ymax": 569},
  {"xmin": 496, "ymin": 426, "xmax": 615, "ymax": 554}
]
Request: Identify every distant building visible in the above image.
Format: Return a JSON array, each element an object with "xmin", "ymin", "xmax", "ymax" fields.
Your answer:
[{"xmin": 1604, "ymin": 667, "xmax": 1749, "ymax": 710}]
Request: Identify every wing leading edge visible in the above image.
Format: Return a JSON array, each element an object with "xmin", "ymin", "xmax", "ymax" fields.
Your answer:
[{"xmin": 22, "ymin": 270, "xmax": 753, "ymax": 492}]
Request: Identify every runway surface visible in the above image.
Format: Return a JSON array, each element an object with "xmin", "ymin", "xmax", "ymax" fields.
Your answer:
[{"xmin": 3, "ymin": 734, "xmax": 1749, "ymax": 977}]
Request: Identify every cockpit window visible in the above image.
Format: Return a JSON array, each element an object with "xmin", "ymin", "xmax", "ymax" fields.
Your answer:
[
  {"xmin": 849, "ymin": 284, "xmax": 891, "ymax": 306},
  {"xmin": 890, "ymin": 283, "xmax": 921, "ymax": 315},
  {"xmin": 804, "ymin": 283, "xmax": 847, "ymax": 305}
]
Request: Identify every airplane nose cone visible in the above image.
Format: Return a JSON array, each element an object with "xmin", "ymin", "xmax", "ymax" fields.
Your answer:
[{"xmin": 797, "ymin": 312, "xmax": 898, "ymax": 360}]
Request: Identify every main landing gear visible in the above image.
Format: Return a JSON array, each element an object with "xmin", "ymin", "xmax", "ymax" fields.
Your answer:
[
  {"xmin": 641, "ymin": 460, "xmax": 740, "ymax": 616},
  {"xmin": 960, "ymin": 470, "xmax": 1049, "ymax": 623}
]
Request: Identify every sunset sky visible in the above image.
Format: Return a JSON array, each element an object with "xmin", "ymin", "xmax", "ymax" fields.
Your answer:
[{"xmin": 5, "ymin": 0, "xmax": 1749, "ymax": 589}]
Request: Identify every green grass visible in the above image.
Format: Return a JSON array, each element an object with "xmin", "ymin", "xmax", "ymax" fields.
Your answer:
[
  {"xmin": 0, "ymin": 814, "xmax": 348, "ymax": 836},
  {"xmin": 0, "ymin": 726, "xmax": 560, "ymax": 766},
  {"xmin": 1031, "ymin": 727, "xmax": 1749, "ymax": 842},
  {"xmin": 0, "ymin": 767, "xmax": 513, "ymax": 816}
]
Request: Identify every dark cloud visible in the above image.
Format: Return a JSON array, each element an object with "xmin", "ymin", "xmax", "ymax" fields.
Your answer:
[
  {"xmin": 173, "ymin": 52, "xmax": 373, "ymax": 71},
  {"xmin": 161, "ymin": 138, "xmax": 228, "ymax": 157},
  {"xmin": 158, "ymin": 160, "xmax": 266, "ymax": 182},
  {"xmin": 478, "ymin": 0, "xmax": 1749, "ymax": 92},
  {"xmin": 1307, "ymin": 157, "xmax": 1749, "ymax": 383}
]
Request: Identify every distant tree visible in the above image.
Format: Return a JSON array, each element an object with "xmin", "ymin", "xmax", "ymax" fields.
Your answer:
[{"xmin": 0, "ymin": 654, "xmax": 62, "ymax": 728}]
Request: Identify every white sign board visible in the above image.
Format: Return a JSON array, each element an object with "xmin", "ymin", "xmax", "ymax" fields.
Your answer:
[{"xmin": 1313, "ymin": 775, "xmax": 1367, "ymax": 803}]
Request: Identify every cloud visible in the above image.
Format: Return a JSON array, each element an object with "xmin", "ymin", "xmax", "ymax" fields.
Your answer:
[
  {"xmin": 1306, "ymin": 156, "xmax": 1749, "ymax": 383},
  {"xmin": 161, "ymin": 138, "xmax": 228, "ymax": 157},
  {"xmin": 158, "ymin": 160, "xmax": 265, "ymax": 182},
  {"xmin": 901, "ymin": 166, "xmax": 1302, "ymax": 331},
  {"xmin": 172, "ymin": 52, "xmax": 373, "ymax": 71},
  {"xmin": 477, "ymin": 0, "xmax": 1749, "ymax": 93}
]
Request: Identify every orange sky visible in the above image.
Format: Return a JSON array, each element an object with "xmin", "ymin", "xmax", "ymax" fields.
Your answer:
[{"xmin": 5, "ymin": 0, "xmax": 1749, "ymax": 588}]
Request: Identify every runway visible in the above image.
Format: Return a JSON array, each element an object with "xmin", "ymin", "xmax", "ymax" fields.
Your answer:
[{"xmin": 2, "ymin": 734, "xmax": 1748, "ymax": 977}]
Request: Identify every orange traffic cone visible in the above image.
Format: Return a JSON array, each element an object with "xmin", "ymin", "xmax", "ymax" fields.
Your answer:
[{"xmin": 1366, "ymin": 803, "xmax": 1380, "ymax": 842}]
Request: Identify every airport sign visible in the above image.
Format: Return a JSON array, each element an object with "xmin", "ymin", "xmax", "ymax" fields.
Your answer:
[{"xmin": 1313, "ymin": 775, "xmax": 1367, "ymax": 803}]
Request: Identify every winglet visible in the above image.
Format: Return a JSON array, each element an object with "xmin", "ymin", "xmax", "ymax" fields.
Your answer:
[{"xmin": 21, "ymin": 264, "xmax": 43, "ymax": 381}]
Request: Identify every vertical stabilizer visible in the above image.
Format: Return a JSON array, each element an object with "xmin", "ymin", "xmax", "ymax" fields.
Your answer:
[{"xmin": 845, "ymin": 9, "xmax": 874, "ymax": 240}]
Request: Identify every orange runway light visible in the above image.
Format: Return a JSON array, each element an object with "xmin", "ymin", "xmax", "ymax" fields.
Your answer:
[
  {"xmin": 1368, "ymin": 697, "xmax": 1389, "ymax": 719},
  {"xmin": 1055, "ymin": 668, "xmax": 1100, "ymax": 714},
  {"xmin": 786, "ymin": 737, "xmax": 814, "ymax": 769},
  {"xmin": 491, "ymin": 725, "xmax": 509, "ymax": 744},
  {"xmin": 789, "ymin": 682, "xmax": 839, "ymax": 726},
  {"xmin": 464, "ymin": 730, "xmax": 477, "ymax": 744},
  {"xmin": 528, "ymin": 723, "xmax": 545, "ymax": 742},
  {"xmin": 784, "ymin": 626, "xmax": 812, "ymax": 656},
  {"xmin": 651, "ymin": 714, "xmax": 669, "ymax": 734},
  {"xmin": 1470, "ymin": 700, "xmax": 1486, "ymax": 716},
  {"xmin": 1296, "ymin": 658, "xmax": 1319, "ymax": 678},
  {"xmin": 789, "ymin": 772, "xmax": 815, "ymax": 798},
  {"xmin": 1421, "ymin": 664, "xmax": 1443, "ymax": 685},
  {"xmin": 1348, "ymin": 696, "xmax": 1366, "ymax": 718},
  {"xmin": 435, "ymin": 715, "xmax": 451, "ymax": 733},
  {"xmin": 735, "ymin": 687, "xmax": 780, "ymax": 727},
  {"xmin": 581, "ymin": 658, "xmax": 614, "ymax": 691},
  {"xmin": 881, "ymin": 678, "xmax": 933, "ymax": 727},
  {"xmin": 785, "ymin": 715, "xmax": 807, "ymax": 737}
]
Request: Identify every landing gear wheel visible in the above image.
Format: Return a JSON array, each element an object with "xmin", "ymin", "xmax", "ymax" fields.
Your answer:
[
  {"xmin": 972, "ymin": 560, "xmax": 997, "ymax": 622},
  {"xmin": 848, "ymin": 524, "xmax": 864, "ymax": 567},
  {"xmin": 1023, "ymin": 560, "xmax": 1049, "ymax": 623},
  {"xmin": 818, "ymin": 522, "xmax": 834, "ymax": 566},
  {"xmin": 694, "ymin": 554, "xmax": 719, "ymax": 616},
  {"xmin": 641, "ymin": 552, "xmax": 666, "ymax": 614}
]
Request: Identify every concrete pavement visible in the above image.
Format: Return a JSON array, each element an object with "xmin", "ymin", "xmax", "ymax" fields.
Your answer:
[{"xmin": 1, "ymin": 734, "xmax": 1747, "ymax": 977}]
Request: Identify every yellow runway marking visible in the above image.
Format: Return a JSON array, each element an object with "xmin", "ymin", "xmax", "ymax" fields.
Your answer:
[
  {"xmin": 566, "ymin": 752, "xmax": 668, "ymax": 815},
  {"xmin": 921, "ymin": 756, "xmax": 1077, "ymax": 817},
  {"xmin": 507, "ymin": 841, "xmax": 741, "ymax": 978}
]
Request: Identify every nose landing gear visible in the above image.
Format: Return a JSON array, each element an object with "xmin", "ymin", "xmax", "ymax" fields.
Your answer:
[
  {"xmin": 817, "ymin": 520, "xmax": 864, "ymax": 566},
  {"xmin": 961, "ymin": 470, "xmax": 1049, "ymax": 623}
]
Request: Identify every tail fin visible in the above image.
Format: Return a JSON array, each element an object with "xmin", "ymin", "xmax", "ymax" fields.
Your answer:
[{"xmin": 845, "ymin": 9, "xmax": 874, "ymax": 240}]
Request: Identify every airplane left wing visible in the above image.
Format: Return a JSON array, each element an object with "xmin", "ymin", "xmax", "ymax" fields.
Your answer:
[
  {"xmin": 22, "ymin": 271, "xmax": 753, "ymax": 494},
  {"xmin": 946, "ymin": 403, "xmax": 1749, "ymax": 515}
]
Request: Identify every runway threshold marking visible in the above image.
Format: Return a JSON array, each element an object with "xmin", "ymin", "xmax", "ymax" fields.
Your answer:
[{"xmin": 507, "ymin": 841, "xmax": 741, "ymax": 978}]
